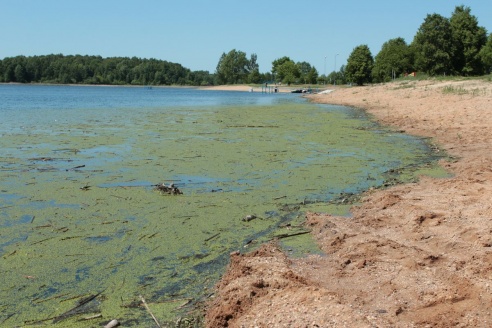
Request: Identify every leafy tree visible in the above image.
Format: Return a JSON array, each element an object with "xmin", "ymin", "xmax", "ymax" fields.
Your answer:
[
  {"xmin": 273, "ymin": 57, "xmax": 320, "ymax": 84},
  {"xmin": 306, "ymin": 67, "xmax": 319, "ymax": 84},
  {"xmin": 188, "ymin": 70, "xmax": 214, "ymax": 86},
  {"xmin": 372, "ymin": 37, "xmax": 413, "ymax": 82},
  {"xmin": 260, "ymin": 71, "xmax": 273, "ymax": 83},
  {"xmin": 0, "ymin": 54, "xmax": 211, "ymax": 86},
  {"xmin": 450, "ymin": 5, "xmax": 487, "ymax": 75},
  {"xmin": 480, "ymin": 33, "xmax": 492, "ymax": 73},
  {"xmin": 328, "ymin": 65, "xmax": 347, "ymax": 85},
  {"xmin": 296, "ymin": 61, "xmax": 318, "ymax": 84},
  {"xmin": 215, "ymin": 49, "xmax": 249, "ymax": 84},
  {"xmin": 14, "ymin": 63, "xmax": 27, "ymax": 83},
  {"xmin": 346, "ymin": 45, "xmax": 373, "ymax": 85},
  {"xmin": 275, "ymin": 59, "xmax": 300, "ymax": 85},
  {"xmin": 246, "ymin": 53, "xmax": 261, "ymax": 83},
  {"xmin": 247, "ymin": 53, "xmax": 259, "ymax": 73},
  {"xmin": 271, "ymin": 56, "xmax": 292, "ymax": 77},
  {"xmin": 247, "ymin": 68, "xmax": 261, "ymax": 83},
  {"xmin": 411, "ymin": 14, "xmax": 456, "ymax": 76},
  {"xmin": 337, "ymin": 65, "xmax": 347, "ymax": 85}
]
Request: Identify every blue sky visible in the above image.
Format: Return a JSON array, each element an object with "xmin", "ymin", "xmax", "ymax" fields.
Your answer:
[{"xmin": 2, "ymin": 1, "xmax": 491, "ymax": 74}]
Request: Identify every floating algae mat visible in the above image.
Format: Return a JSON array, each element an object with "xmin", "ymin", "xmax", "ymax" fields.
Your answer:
[{"xmin": 0, "ymin": 85, "xmax": 447, "ymax": 326}]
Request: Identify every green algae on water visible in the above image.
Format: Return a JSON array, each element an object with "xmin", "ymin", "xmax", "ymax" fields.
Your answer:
[{"xmin": 0, "ymin": 100, "xmax": 447, "ymax": 326}]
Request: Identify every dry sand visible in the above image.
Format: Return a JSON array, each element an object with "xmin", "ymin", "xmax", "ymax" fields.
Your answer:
[{"xmin": 205, "ymin": 79, "xmax": 492, "ymax": 327}]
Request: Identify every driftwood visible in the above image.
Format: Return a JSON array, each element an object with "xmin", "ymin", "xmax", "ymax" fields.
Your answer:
[
  {"xmin": 154, "ymin": 182, "xmax": 182, "ymax": 195},
  {"xmin": 23, "ymin": 292, "xmax": 102, "ymax": 325},
  {"xmin": 242, "ymin": 214, "xmax": 257, "ymax": 222},
  {"xmin": 104, "ymin": 319, "xmax": 120, "ymax": 328},
  {"xmin": 51, "ymin": 291, "xmax": 103, "ymax": 323},
  {"xmin": 140, "ymin": 295, "xmax": 161, "ymax": 327},
  {"xmin": 204, "ymin": 232, "xmax": 220, "ymax": 242},
  {"xmin": 66, "ymin": 164, "xmax": 86, "ymax": 171},
  {"xmin": 272, "ymin": 230, "xmax": 311, "ymax": 240}
]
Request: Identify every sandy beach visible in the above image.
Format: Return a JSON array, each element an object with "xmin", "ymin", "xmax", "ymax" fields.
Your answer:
[
  {"xmin": 205, "ymin": 78, "xmax": 492, "ymax": 327},
  {"xmin": 198, "ymin": 84, "xmax": 317, "ymax": 93}
]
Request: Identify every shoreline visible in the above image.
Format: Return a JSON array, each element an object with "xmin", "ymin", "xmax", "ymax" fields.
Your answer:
[
  {"xmin": 1, "ymin": 82, "xmax": 330, "ymax": 94},
  {"xmin": 198, "ymin": 84, "xmax": 330, "ymax": 93},
  {"xmin": 205, "ymin": 78, "xmax": 492, "ymax": 326}
]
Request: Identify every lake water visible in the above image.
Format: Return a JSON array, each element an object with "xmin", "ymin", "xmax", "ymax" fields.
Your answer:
[{"xmin": 0, "ymin": 84, "xmax": 446, "ymax": 326}]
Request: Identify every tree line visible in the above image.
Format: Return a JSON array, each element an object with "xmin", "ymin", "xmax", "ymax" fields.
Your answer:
[
  {"xmin": 1, "ymin": 6, "xmax": 491, "ymax": 87},
  {"xmin": 214, "ymin": 50, "xmax": 319, "ymax": 85},
  {"xmin": 0, "ymin": 54, "xmax": 215, "ymax": 86},
  {"xmin": 344, "ymin": 5, "xmax": 492, "ymax": 85}
]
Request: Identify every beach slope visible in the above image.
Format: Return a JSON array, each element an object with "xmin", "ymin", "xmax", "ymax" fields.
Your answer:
[{"xmin": 205, "ymin": 79, "xmax": 492, "ymax": 327}]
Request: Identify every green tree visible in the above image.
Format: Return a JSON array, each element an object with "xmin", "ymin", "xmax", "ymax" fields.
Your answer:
[
  {"xmin": 296, "ymin": 61, "xmax": 318, "ymax": 84},
  {"xmin": 306, "ymin": 67, "xmax": 319, "ymax": 84},
  {"xmin": 372, "ymin": 37, "xmax": 413, "ymax": 82},
  {"xmin": 328, "ymin": 65, "xmax": 347, "ymax": 85},
  {"xmin": 246, "ymin": 53, "xmax": 261, "ymax": 83},
  {"xmin": 277, "ymin": 60, "xmax": 300, "ymax": 85},
  {"xmin": 260, "ymin": 71, "xmax": 273, "ymax": 83},
  {"xmin": 450, "ymin": 5, "xmax": 487, "ymax": 75},
  {"xmin": 0, "ymin": 54, "xmax": 214, "ymax": 86},
  {"xmin": 411, "ymin": 14, "xmax": 456, "ymax": 76},
  {"xmin": 215, "ymin": 49, "xmax": 249, "ymax": 84},
  {"xmin": 247, "ymin": 68, "xmax": 261, "ymax": 83},
  {"xmin": 346, "ymin": 45, "xmax": 373, "ymax": 85},
  {"xmin": 272, "ymin": 57, "xmax": 301, "ymax": 84},
  {"xmin": 271, "ymin": 56, "xmax": 292, "ymax": 77},
  {"xmin": 247, "ymin": 53, "xmax": 259, "ymax": 73},
  {"xmin": 480, "ymin": 33, "xmax": 492, "ymax": 73},
  {"xmin": 14, "ymin": 63, "xmax": 27, "ymax": 83}
]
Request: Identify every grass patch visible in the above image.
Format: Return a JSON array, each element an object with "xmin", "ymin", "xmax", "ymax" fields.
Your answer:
[
  {"xmin": 442, "ymin": 85, "xmax": 488, "ymax": 96},
  {"xmin": 471, "ymin": 87, "xmax": 488, "ymax": 96},
  {"xmin": 392, "ymin": 81, "xmax": 416, "ymax": 90},
  {"xmin": 442, "ymin": 85, "xmax": 469, "ymax": 95}
]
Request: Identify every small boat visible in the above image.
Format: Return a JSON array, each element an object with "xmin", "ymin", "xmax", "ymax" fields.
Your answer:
[{"xmin": 291, "ymin": 88, "xmax": 312, "ymax": 94}]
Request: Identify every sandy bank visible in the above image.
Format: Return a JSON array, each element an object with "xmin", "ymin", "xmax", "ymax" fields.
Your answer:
[
  {"xmin": 198, "ymin": 84, "xmax": 327, "ymax": 94},
  {"xmin": 205, "ymin": 78, "xmax": 492, "ymax": 327}
]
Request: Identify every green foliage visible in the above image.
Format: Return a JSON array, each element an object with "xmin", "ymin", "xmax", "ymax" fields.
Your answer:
[
  {"xmin": 372, "ymin": 38, "xmax": 413, "ymax": 82},
  {"xmin": 279, "ymin": 60, "xmax": 300, "ymax": 85},
  {"xmin": 248, "ymin": 53, "xmax": 259, "ymax": 74},
  {"xmin": 247, "ymin": 68, "xmax": 262, "ymax": 84},
  {"xmin": 270, "ymin": 58, "xmax": 319, "ymax": 85},
  {"xmin": 260, "ymin": 71, "xmax": 274, "ymax": 83},
  {"xmin": 346, "ymin": 45, "xmax": 373, "ymax": 85},
  {"xmin": 215, "ymin": 49, "xmax": 256, "ymax": 84},
  {"xmin": 450, "ymin": 6, "xmax": 487, "ymax": 76},
  {"xmin": 0, "ymin": 54, "xmax": 212, "ymax": 85},
  {"xmin": 371, "ymin": 5, "xmax": 491, "ymax": 81},
  {"xmin": 296, "ymin": 61, "xmax": 318, "ymax": 84},
  {"xmin": 411, "ymin": 14, "xmax": 456, "ymax": 76},
  {"xmin": 306, "ymin": 67, "xmax": 319, "ymax": 84},
  {"xmin": 271, "ymin": 56, "xmax": 292, "ymax": 75},
  {"xmin": 14, "ymin": 63, "xmax": 27, "ymax": 83},
  {"xmin": 480, "ymin": 34, "xmax": 492, "ymax": 73},
  {"xmin": 325, "ymin": 65, "xmax": 346, "ymax": 85}
]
